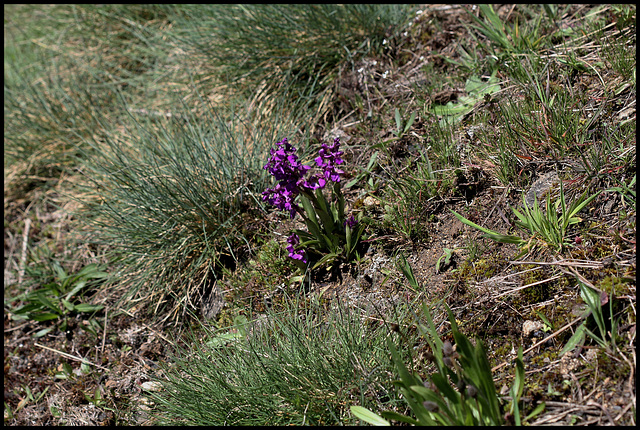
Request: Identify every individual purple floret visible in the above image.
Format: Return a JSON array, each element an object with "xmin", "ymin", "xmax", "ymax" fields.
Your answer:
[
  {"xmin": 263, "ymin": 138, "xmax": 310, "ymax": 186},
  {"xmin": 262, "ymin": 138, "xmax": 312, "ymax": 218},
  {"xmin": 261, "ymin": 182, "xmax": 299, "ymax": 219},
  {"xmin": 286, "ymin": 233, "xmax": 307, "ymax": 263},
  {"xmin": 315, "ymin": 137, "xmax": 344, "ymax": 184},
  {"xmin": 344, "ymin": 214, "xmax": 358, "ymax": 229}
]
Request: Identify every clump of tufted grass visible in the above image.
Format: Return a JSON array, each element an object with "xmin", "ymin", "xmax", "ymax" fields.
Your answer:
[{"xmin": 150, "ymin": 297, "xmax": 412, "ymax": 425}]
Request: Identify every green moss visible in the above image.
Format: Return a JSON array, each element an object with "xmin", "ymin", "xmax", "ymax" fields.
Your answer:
[
  {"xmin": 454, "ymin": 252, "xmax": 508, "ymax": 286},
  {"xmin": 218, "ymin": 238, "xmax": 296, "ymax": 321},
  {"xmin": 515, "ymin": 265, "xmax": 566, "ymax": 306},
  {"xmin": 597, "ymin": 275, "xmax": 634, "ymax": 297}
]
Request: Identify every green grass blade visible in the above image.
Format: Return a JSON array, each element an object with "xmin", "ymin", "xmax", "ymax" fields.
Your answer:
[{"xmin": 450, "ymin": 210, "xmax": 523, "ymax": 244}]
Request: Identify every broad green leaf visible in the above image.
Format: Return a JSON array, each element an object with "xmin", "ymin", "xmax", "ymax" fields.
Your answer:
[
  {"xmin": 431, "ymin": 102, "xmax": 472, "ymax": 116},
  {"xmin": 75, "ymin": 263, "xmax": 109, "ymax": 280},
  {"xmin": 206, "ymin": 331, "xmax": 243, "ymax": 347},
  {"xmin": 334, "ymin": 182, "xmax": 345, "ymax": 221},
  {"xmin": 404, "ymin": 112, "xmax": 417, "ymax": 134},
  {"xmin": 409, "ymin": 384, "xmax": 432, "ymax": 398},
  {"xmin": 345, "ymin": 177, "xmax": 359, "ymax": 188},
  {"xmin": 509, "ymin": 347, "xmax": 525, "ymax": 425},
  {"xmin": 52, "ymin": 261, "xmax": 67, "ymax": 283},
  {"xmin": 313, "ymin": 188, "xmax": 335, "ymax": 233},
  {"xmin": 300, "ymin": 196, "xmax": 324, "ymax": 243},
  {"xmin": 73, "ymin": 303, "xmax": 104, "ymax": 313},
  {"xmin": 484, "ymin": 232, "xmax": 525, "ymax": 244},
  {"xmin": 387, "ymin": 339, "xmax": 419, "ymax": 387},
  {"xmin": 431, "ymin": 373, "xmax": 459, "ymax": 404},
  {"xmin": 380, "ymin": 410, "xmax": 421, "ymax": 425},
  {"xmin": 80, "ymin": 361, "xmax": 92, "ymax": 374},
  {"xmin": 12, "ymin": 303, "xmax": 43, "ymax": 315},
  {"xmin": 61, "ymin": 299, "xmax": 76, "ymax": 312},
  {"xmin": 525, "ymin": 402, "xmax": 546, "ymax": 422},
  {"xmin": 566, "ymin": 191, "xmax": 600, "ymax": 220},
  {"xmin": 431, "ymin": 72, "xmax": 500, "ymax": 125},
  {"xmin": 299, "ymin": 238, "xmax": 321, "ymax": 249},
  {"xmin": 465, "ymin": 74, "xmax": 500, "ymax": 97},
  {"xmin": 65, "ymin": 280, "xmax": 88, "ymax": 301},
  {"xmin": 312, "ymin": 252, "xmax": 339, "ymax": 270},
  {"xmin": 559, "ymin": 323, "xmax": 586, "ymax": 356},
  {"xmin": 33, "ymin": 327, "xmax": 55, "ymax": 338},
  {"xmin": 31, "ymin": 312, "xmax": 61, "ymax": 322},
  {"xmin": 450, "ymin": 210, "xmax": 523, "ymax": 244},
  {"xmin": 533, "ymin": 309, "xmax": 554, "ymax": 330},
  {"xmin": 350, "ymin": 406, "xmax": 390, "ymax": 426},
  {"xmin": 31, "ymin": 293, "xmax": 60, "ymax": 313},
  {"xmin": 579, "ymin": 282, "xmax": 607, "ymax": 336}
]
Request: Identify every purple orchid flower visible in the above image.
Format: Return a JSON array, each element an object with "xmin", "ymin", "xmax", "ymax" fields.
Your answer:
[{"xmin": 286, "ymin": 233, "xmax": 307, "ymax": 263}]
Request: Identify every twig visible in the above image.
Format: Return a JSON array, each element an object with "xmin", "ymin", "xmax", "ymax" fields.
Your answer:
[
  {"xmin": 34, "ymin": 342, "xmax": 110, "ymax": 371},
  {"xmin": 481, "ymin": 186, "xmax": 510, "ymax": 228},
  {"xmin": 101, "ymin": 308, "xmax": 108, "ymax": 354},
  {"xmin": 492, "ymin": 274, "xmax": 563, "ymax": 299},
  {"xmin": 587, "ymin": 399, "xmax": 616, "ymax": 426},
  {"xmin": 557, "ymin": 266, "xmax": 606, "ymax": 295},
  {"xmin": 143, "ymin": 323, "xmax": 176, "ymax": 346},
  {"xmin": 510, "ymin": 259, "xmax": 603, "ymax": 269},
  {"xmin": 3, "ymin": 322, "xmax": 32, "ymax": 333},
  {"xmin": 18, "ymin": 218, "xmax": 31, "ymax": 284},
  {"xmin": 614, "ymin": 399, "xmax": 635, "ymax": 423},
  {"xmin": 530, "ymin": 406, "xmax": 584, "ymax": 425}
]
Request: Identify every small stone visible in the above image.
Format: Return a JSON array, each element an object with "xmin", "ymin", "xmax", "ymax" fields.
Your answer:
[
  {"xmin": 559, "ymin": 354, "xmax": 580, "ymax": 375},
  {"xmin": 141, "ymin": 381, "xmax": 163, "ymax": 392},
  {"xmin": 138, "ymin": 396, "xmax": 155, "ymax": 409},
  {"xmin": 322, "ymin": 127, "xmax": 351, "ymax": 144},
  {"xmin": 363, "ymin": 196, "xmax": 379, "ymax": 207},
  {"xmin": 423, "ymin": 401, "xmax": 439, "ymax": 412},
  {"xmin": 522, "ymin": 320, "xmax": 544, "ymax": 338}
]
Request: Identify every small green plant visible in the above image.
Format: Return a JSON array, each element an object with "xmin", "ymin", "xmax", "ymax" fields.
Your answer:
[
  {"xmin": 510, "ymin": 183, "xmax": 600, "ymax": 253},
  {"xmin": 465, "ymin": 4, "xmax": 547, "ymax": 55},
  {"xmin": 610, "ymin": 4, "xmax": 636, "ymax": 31},
  {"xmin": 85, "ymin": 386, "xmax": 108, "ymax": 409},
  {"xmin": 430, "ymin": 71, "xmax": 501, "ymax": 126},
  {"xmin": 352, "ymin": 303, "xmax": 540, "ymax": 426},
  {"xmin": 451, "ymin": 182, "xmax": 600, "ymax": 254},
  {"xmin": 6, "ymin": 385, "xmax": 51, "ymax": 418},
  {"xmin": 382, "ymin": 200, "xmax": 430, "ymax": 243},
  {"xmin": 9, "ymin": 262, "xmax": 108, "ymax": 337},
  {"xmin": 560, "ymin": 280, "xmax": 622, "ymax": 356},
  {"xmin": 345, "ymin": 151, "xmax": 379, "ymax": 190},
  {"xmin": 606, "ymin": 174, "xmax": 636, "ymax": 206},
  {"xmin": 379, "ymin": 151, "xmax": 440, "ymax": 242},
  {"xmin": 54, "ymin": 361, "xmax": 75, "ymax": 381},
  {"xmin": 435, "ymin": 248, "xmax": 455, "ymax": 273},
  {"xmin": 393, "ymin": 108, "xmax": 417, "ymax": 139},
  {"xmin": 463, "ymin": 235, "xmax": 485, "ymax": 263},
  {"xmin": 396, "ymin": 253, "xmax": 420, "ymax": 292}
]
